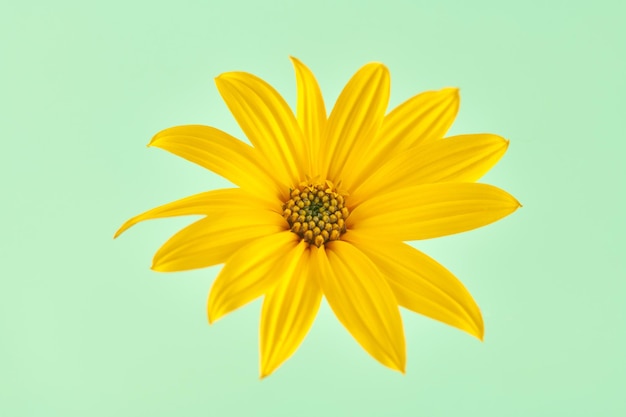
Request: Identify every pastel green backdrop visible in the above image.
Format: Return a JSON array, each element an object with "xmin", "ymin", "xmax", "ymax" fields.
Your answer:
[{"xmin": 1, "ymin": 0, "xmax": 624, "ymax": 416}]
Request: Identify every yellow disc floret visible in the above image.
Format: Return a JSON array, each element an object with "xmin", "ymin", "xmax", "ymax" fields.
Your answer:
[{"xmin": 282, "ymin": 181, "xmax": 349, "ymax": 247}]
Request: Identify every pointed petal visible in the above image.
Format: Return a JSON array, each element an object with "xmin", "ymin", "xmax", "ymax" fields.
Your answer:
[
  {"xmin": 114, "ymin": 188, "xmax": 271, "ymax": 238},
  {"xmin": 152, "ymin": 210, "xmax": 286, "ymax": 272},
  {"xmin": 412, "ymin": 134, "xmax": 509, "ymax": 183},
  {"xmin": 379, "ymin": 87, "xmax": 459, "ymax": 149},
  {"xmin": 208, "ymin": 233, "xmax": 305, "ymax": 323},
  {"xmin": 260, "ymin": 248, "xmax": 322, "ymax": 377},
  {"xmin": 149, "ymin": 125, "xmax": 284, "ymax": 201},
  {"xmin": 215, "ymin": 72, "xmax": 307, "ymax": 186},
  {"xmin": 291, "ymin": 56, "xmax": 326, "ymax": 174},
  {"xmin": 350, "ymin": 134, "xmax": 509, "ymax": 206},
  {"xmin": 312, "ymin": 242, "xmax": 406, "ymax": 372},
  {"xmin": 320, "ymin": 63, "xmax": 390, "ymax": 183},
  {"xmin": 349, "ymin": 183, "xmax": 521, "ymax": 241},
  {"xmin": 347, "ymin": 88, "xmax": 459, "ymax": 193},
  {"xmin": 344, "ymin": 231, "xmax": 483, "ymax": 339}
]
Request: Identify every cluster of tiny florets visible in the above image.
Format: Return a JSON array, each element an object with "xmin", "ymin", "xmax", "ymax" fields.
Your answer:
[{"xmin": 282, "ymin": 182, "xmax": 349, "ymax": 247}]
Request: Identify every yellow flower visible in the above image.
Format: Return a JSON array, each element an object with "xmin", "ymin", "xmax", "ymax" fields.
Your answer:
[{"xmin": 115, "ymin": 57, "xmax": 520, "ymax": 378}]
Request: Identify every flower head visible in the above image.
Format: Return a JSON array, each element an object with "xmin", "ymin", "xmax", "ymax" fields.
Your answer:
[{"xmin": 115, "ymin": 57, "xmax": 520, "ymax": 377}]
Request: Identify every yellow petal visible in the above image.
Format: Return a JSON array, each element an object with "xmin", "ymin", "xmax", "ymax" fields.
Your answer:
[
  {"xmin": 290, "ymin": 56, "xmax": 326, "ymax": 174},
  {"xmin": 114, "ymin": 188, "xmax": 271, "ymax": 238},
  {"xmin": 380, "ymin": 87, "xmax": 459, "ymax": 147},
  {"xmin": 320, "ymin": 63, "xmax": 390, "ymax": 183},
  {"xmin": 344, "ymin": 231, "xmax": 483, "ymax": 339},
  {"xmin": 349, "ymin": 183, "xmax": 520, "ymax": 241},
  {"xmin": 312, "ymin": 242, "xmax": 406, "ymax": 372},
  {"xmin": 208, "ymin": 233, "xmax": 305, "ymax": 323},
  {"xmin": 350, "ymin": 134, "xmax": 509, "ymax": 206},
  {"xmin": 260, "ymin": 248, "xmax": 322, "ymax": 378},
  {"xmin": 149, "ymin": 125, "xmax": 284, "ymax": 201},
  {"xmin": 347, "ymin": 88, "xmax": 459, "ymax": 193},
  {"xmin": 152, "ymin": 210, "xmax": 286, "ymax": 272},
  {"xmin": 215, "ymin": 72, "xmax": 307, "ymax": 186}
]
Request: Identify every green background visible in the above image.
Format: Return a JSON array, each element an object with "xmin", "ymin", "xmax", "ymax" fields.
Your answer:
[{"xmin": 2, "ymin": 0, "xmax": 624, "ymax": 415}]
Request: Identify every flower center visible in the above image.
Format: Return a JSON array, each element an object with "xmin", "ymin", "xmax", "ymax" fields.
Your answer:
[{"xmin": 282, "ymin": 181, "xmax": 349, "ymax": 247}]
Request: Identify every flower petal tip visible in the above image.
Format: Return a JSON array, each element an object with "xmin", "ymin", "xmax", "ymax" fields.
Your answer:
[
  {"xmin": 391, "ymin": 361, "xmax": 406, "ymax": 375},
  {"xmin": 386, "ymin": 354, "xmax": 407, "ymax": 374},
  {"xmin": 367, "ymin": 61, "xmax": 389, "ymax": 73},
  {"xmin": 214, "ymin": 72, "xmax": 236, "ymax": 84},
  {"xmin": 505, "ymin": 192, "xmax": 523, "ymax": 210},
  {"xmin": 150, "ymin": 261, "xmax": 168, "ymax": 273},
  {"xmin": 476, "ymin": 328, "xmax": 485, "ymax": 342},
  {"xmin": 114, "ymin": 219, "xmax": 134, "ymax": 239},
  {"xmin": 438, "ymin": 87, "xmax": 460, "ymax": 107},
  {"xmin": 207, "ymin": 308, "xmax": 222, "ymax": 325},
  {"xmin": 259, "ymin": 365, "xmax": 275, "ymax": 380},
  {"xmin": 260, "ymin": 358, "xmax": 290, "ymax": 379},
  {"xmin": 213, "ymin": 72, "xmax": 244, "ymax": 90},
  {"xmin": 147, "ymin": 133, "xmax": 161, "ymax": 147},
  {"xmin": 471, "ymin": 322, "xmax": 485, "ymax": 341},
  {"xmin": 213, "ymin": 74, "xmax": 228, "ymax": 88}
]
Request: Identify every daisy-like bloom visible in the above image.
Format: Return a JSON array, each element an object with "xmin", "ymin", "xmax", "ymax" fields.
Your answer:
[{"xmin": 115, "ymin": 57, "xmax": 520, "ymax": 377}]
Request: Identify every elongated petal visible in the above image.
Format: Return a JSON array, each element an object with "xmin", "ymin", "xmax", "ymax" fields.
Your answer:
[
  {"xmin": 291, "ymin": 56, "xmax": 326, "ymax": 173},
  {"xmin": 344, "ymin": 231, "xmax": 483, "ymax": 339},
  {"xmin": 215, "ymin": 72, "xmax": 307, "ymax": 185},
  {"xmin": 152, "ymin": 210, "xmax": 286, "ymax": 272},
  {"xmin": 114, "ymin": 188, "xmax": 270, "ymax": 238},
  {"xmin": 208, "ymin": 233, "xmax": 304, "ymax": 323},
  {"xmin": 320, "ymin": 63, "xmax": 389, "ymax": 183},
  {"xmin": 260, "ymin": 248, "xmax": 322, "ymax": 378},
  {"xmin": 350, "ymin": 134, "xmax": 509, "ymax": 206},
  {"xmin": 347, "ymin": 88, "xmax": 459, "ymax": 192},
  {"xmin": 149, "ymin": 125, "xmax": 284, "ymax": 201},
  {"xmin": 349, "ymin": 183, "xmax": 520, "ymax": 241},
  {"xmin": 412, "ymin": 134, "xmax": 509, "ymax": 183},
  {"xmin": 312, "ymin": 242, "xmax": 406, "ymax": 372},
  {"xmin": 380, "ymin": 87, "xmax": 459, "ymax": 148}
]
